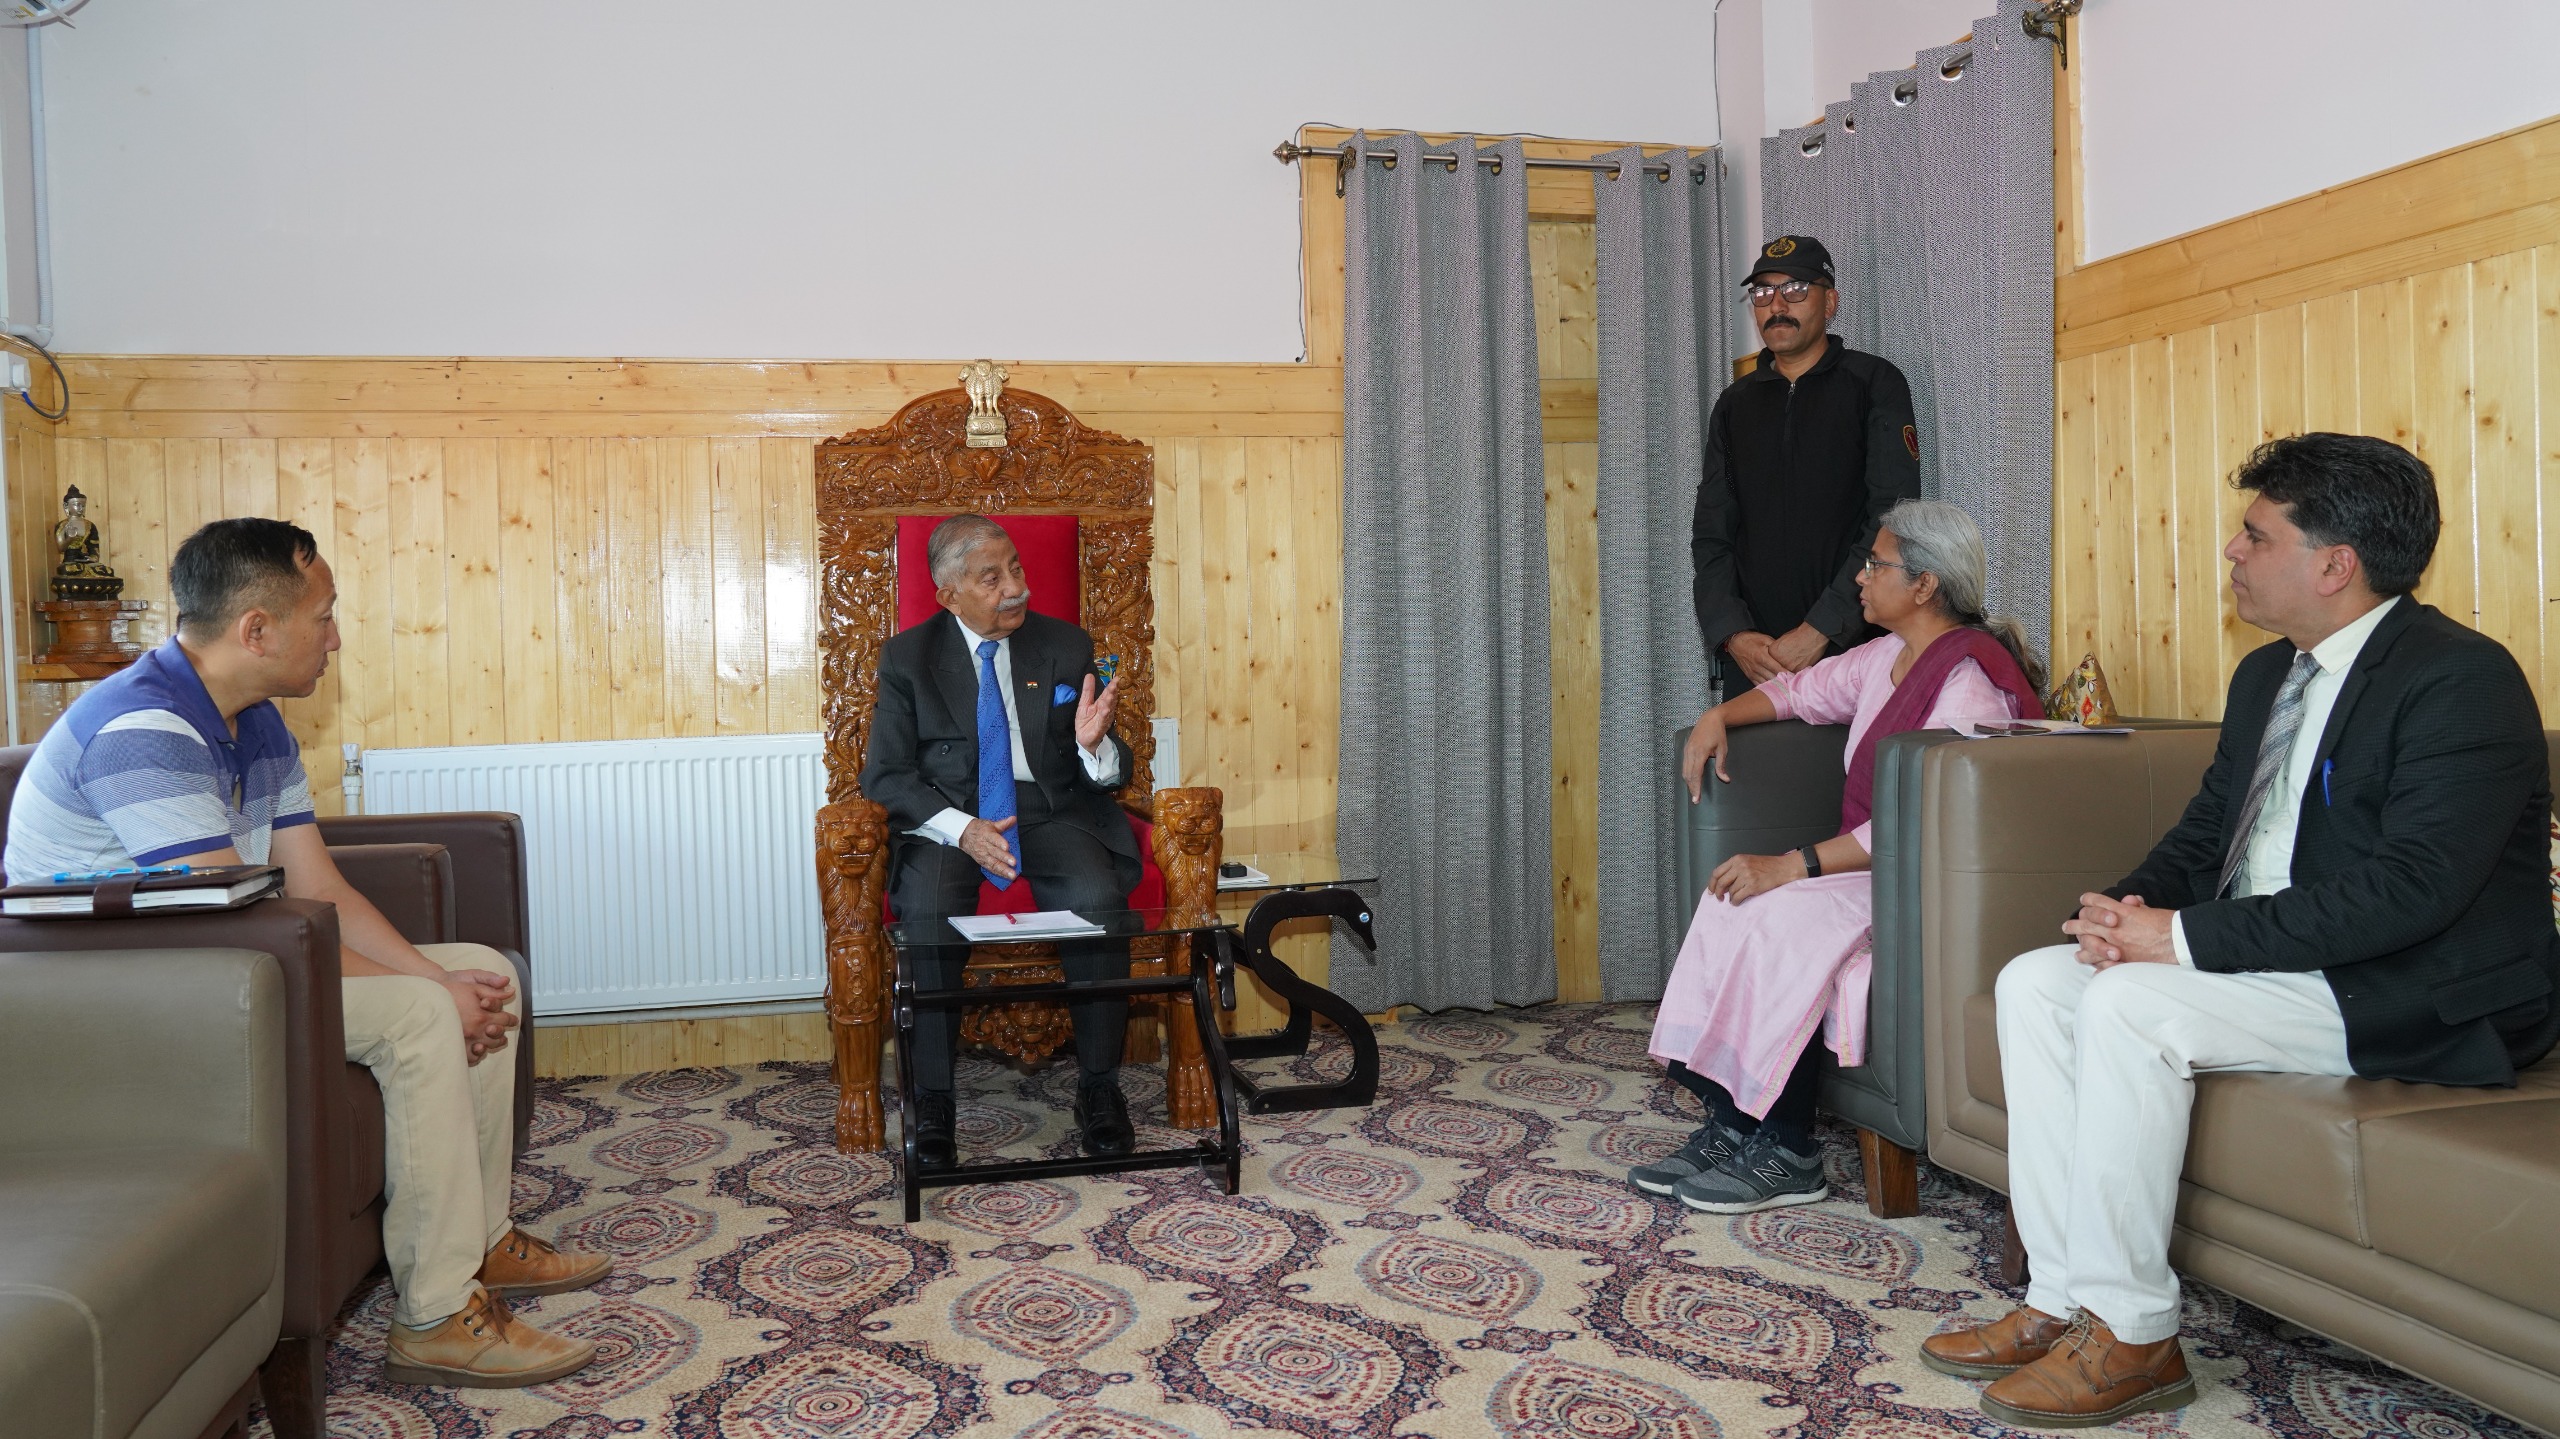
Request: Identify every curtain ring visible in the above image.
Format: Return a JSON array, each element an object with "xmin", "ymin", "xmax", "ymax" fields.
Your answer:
[
  {"xmin": 1799, "ymin": 133, "xmax": 1824, "ymax": 157},
  {"xmin": 1892, "ymin": 80, "xmax": 1919, "ymax": 106},
  {"xmin": 1438, "ymin": 153, "xmax": 1459, "ymax": 172},
  {"xmin": 1485, "ymin": 152, "xmax": 1502, "ymax": 176},
  {"xmin": 1606, "ymin": 161, "xmax": 1624, "ymax": 181},
  {"xmin": 1654, "ymin": 161, "xmax": 1671, "ymax": 183},
  {"xmin": 1382, "ymin": 150, "xmax": 1398, "ymax": 171},
  {"xmin": 1333, "ymin": 143, "xmax": 1354, "ymax": 198},
  {"xmin": 1940, "ymin": 54, "xmax": 1969, "ymax": 80},
  {"xmin": 1842, "ymin": 114, "xmax": 1857, "ymax": 133}
]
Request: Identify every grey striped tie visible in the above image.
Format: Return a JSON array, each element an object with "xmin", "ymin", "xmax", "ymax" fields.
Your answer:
[{"xmin": 2217, "ymin": 650, "xmax": 2323, "ymax": 899}]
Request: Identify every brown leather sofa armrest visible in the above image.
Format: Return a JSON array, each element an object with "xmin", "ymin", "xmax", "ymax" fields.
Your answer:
[
  {"xmin": 0, "ymin": 900, "xmax": 352, "ymax": 1335},
  {"xmin": 327, "ymin": 842, "xmax": 455, "ymax": 947},
  {"xmin": 318, "ymin": 813, "xmax": 528, "ymax": 959}
]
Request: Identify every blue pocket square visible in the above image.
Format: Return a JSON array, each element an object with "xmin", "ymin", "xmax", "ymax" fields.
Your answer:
[{"xmin": 1052, "ymin": 682, "xmax": 1078, "ymax": 707}]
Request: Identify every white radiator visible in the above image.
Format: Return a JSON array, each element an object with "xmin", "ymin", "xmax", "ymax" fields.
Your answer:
[{"xmin": 357, "ymin": 734, "xmax": 829, "ymax": 1016}]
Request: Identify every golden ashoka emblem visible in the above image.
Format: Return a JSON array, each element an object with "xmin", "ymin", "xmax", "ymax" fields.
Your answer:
[{"xmin": 1764, "ymin": 237, "xmax": 1797, "ymax": 258}]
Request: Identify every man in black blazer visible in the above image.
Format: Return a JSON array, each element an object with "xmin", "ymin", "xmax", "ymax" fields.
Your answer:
[
  {"xmin": 1923, "ymin": 434, "xmax": 2560, "ymax": 1428},
  {"xmin": 861, "ymin": 515, "xmax": 1143, "ymax": 1169}
]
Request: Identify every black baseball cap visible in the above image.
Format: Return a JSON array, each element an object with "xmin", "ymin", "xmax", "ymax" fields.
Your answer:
[{"xmin": 1742, "ymin": 235, "xmax": 1834, "ymax": 287}]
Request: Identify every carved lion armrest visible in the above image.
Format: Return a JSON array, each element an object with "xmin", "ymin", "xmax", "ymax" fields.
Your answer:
[{"xmin": 816, "ymin": 796, "xmax": 893, "ymax": 1149}]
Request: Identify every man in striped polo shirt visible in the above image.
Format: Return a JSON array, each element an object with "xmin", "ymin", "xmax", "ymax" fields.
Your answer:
[{"xmin": 6, "ymin": 518, "xmax": 611, "ymax": 1389}]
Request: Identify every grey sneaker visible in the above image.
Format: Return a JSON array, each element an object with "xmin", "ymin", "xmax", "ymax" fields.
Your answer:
[
  {"xmin": 1628, "ymin": 1120, "xmax": 1746, "ymax": 1195},
  {"xmin": 1672, "ymin": 1129, "xmax": 1829, "ymax": 1214}
]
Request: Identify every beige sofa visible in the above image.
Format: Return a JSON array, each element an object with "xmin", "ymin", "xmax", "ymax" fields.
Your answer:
[
  {"xmin": 0, "ymin": 949, "xmax": 288, "ymax": 1439},
  {"xmin": 1918, "ymin": 728, "xmax": 2560, "ymax": 1433}
]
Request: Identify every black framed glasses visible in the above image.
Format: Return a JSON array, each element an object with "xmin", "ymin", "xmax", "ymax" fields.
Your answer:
[
  {"xmin": 1744, "ymin": 279, "xmax": 1823, "ymax": 306},
  {"xmin": 1858, "ymin": 551, "xmax": 1925, "ymax": 580}
]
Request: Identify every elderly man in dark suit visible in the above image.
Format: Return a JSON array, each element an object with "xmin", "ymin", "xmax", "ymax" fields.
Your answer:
[
  {"xmin": 861, "ymin": 514, "xmax": 1142, "ymax": 1169},
  {"xmin": 1922, "ymin": 433, "xmax": 2560, "ymax": 1428}
]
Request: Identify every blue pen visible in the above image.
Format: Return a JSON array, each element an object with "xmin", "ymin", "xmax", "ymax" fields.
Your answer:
[
  {"xmin": 47, "ymin": 863, "xmax": 193, "ymax": 884},
  {"xmin": 2321, "ymin": 759, "xmax": 2334, "ymax": 806}
]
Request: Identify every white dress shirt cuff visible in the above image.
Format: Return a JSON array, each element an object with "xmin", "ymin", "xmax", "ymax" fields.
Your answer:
[
  {"xmin": 2170, "ymin": 910, "xmax": 2197, "ymax": 969},
  {"xmin": 1080, "ymin": 739, "xmax": 1120, "ymax": 784},
  {"xmin": 915, "ymin": 807, "xmax": 973, "ymax": 848}
]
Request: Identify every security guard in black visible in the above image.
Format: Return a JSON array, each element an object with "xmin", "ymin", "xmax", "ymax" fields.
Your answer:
[{"xmin": 1693, "ymin": 235, "xmax": 1920, "ymax": 690}]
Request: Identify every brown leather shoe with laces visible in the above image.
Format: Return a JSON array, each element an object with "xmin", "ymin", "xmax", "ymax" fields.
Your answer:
[
  {"xmin": 478, "ymin": 1227, "xmax": 614, "ymax": 1299},
  {"xmin": 383, "ymin": 1287, "xmax": 598, "ymax": 1388},
  {"xmin": 1980, "ymin": 1314, "xmax": 2197, "ymax": 1428},
  {"xmin": 1919, "ymin": 1305, "xmax": 2071, "ymax": 1379}
]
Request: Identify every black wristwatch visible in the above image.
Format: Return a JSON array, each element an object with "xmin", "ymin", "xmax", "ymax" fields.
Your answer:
[{"xmin": 1798, "ymin": 844, "xmax": 1823, "ymax": 878}]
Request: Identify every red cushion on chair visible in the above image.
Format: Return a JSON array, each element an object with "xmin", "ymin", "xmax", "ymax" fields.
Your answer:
[
  {"xmin": 895, "ymin": 515, "xmax": 1081, "ymax": 629},
  {"xmin": 883, "ymin": 818, "xmax": 1164, "ymax": 921}
]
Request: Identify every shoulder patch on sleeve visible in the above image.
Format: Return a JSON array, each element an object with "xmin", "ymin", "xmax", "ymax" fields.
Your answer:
[{"xmin": 1902, "ymin": 424, "xmax": 1920, "ymax": 461}]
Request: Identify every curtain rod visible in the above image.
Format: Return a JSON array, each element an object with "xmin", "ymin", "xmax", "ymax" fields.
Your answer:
[{"xmin": 1273, "ymin": 139, "xmax": 1710, "ymax": 197}]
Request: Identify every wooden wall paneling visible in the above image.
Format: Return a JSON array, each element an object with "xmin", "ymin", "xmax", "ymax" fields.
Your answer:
[
  {"xmin": 1154, "ymin": 436, "xmax": 1199, "ymax": 734},
  {"xmin": 533, "ymin": 1010, "xmax": 834, "ymax": 1080},
  {"xmin": 1545, "ymin": 441, "xmax": 1601, "ymax": 1003},
  {"xmin": 2300, "ymin": 291, "xmax": 2360, "ymax": 433},
  {"xmin": 604, "ymin": 439, "xmax": 667, "ymax": 740},
  {"xmin": 498, "ymin": 438, "xmax": 562, "ymax": 745},
  {"xmin": 2537, "ymin": 245, "xmax": 2560, "ymax": 704},
  {"xmin": 102, "ymin": 439, "xmax": 169, "ymax": 652},
  {"xmin": 758, "ymin": 438, "xmax": 818, "ymax": 734},
  {"xmin": 2470, "ymin": 251, "xmax": 2540, "ymax": 669},
  {"xmin": 2050, "ymin": 354, "xmax": 2097, "ymax": 670},
  {"xmin": 275, "ymin": 439, "xmax": 341, "ymax": 782},
  {"xmin": 386, "ymin": 440, "xmax": 451, "ymax": 749},
  {"xmin": 334, "ymin": 439, "xmax": 393, "ymax": 756},
  {"xmin": 1194, "ymin": 437, "xmax": 1246, "ymax": 844},
  {"xmin": 660, "ymin": 439, "xmax": 717, "ymax": 739},
  {"xmin": 2088, "ymin": 347, "xmax": 2139, "ymax": 712},
  {"xmin": 2168, "ymin": 332, "xmax": 2221, "ymax": 718},
  {"xmin": 163, "ymin": 441, "xmax": 219, "ymax": 599},
  {"xmin": 1243, "ymin": 435, "xmax": 1301, "ymax": 851},
  {"xmin": 443, "ymin": 440, "xmax": 507, "ymax": 747},
  {"xmin": 708, "ymin": 437, "xmax": 768, "ymax": 736},
  {"xmin": 2406, "ymin": 266, "xmax": 2475, "ymax": 626},
  {"xmin": 550, "ymin": 439, "xmax": 610, "ymax": 744},
  {"xmin": 220, "ymin": 438, "xmax": 279, "ymax": 524},
  {"xmin": 2128, "ymin": 338, "xmax": 2178, "ymax": 715},
  {"xmin": 2211, "ymin": 319, "xmax": 2267, "ymax": 678}
]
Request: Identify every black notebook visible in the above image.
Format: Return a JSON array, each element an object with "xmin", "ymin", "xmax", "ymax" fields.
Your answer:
[{"xmin": 1, "ymin": 863, "xmax": 286, "ymax": 918}]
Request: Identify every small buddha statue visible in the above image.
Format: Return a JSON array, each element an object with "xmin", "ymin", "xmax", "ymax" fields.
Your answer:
[{"xmin": 50, "ymin": 485, "xmax": 124, "ymax": 600}]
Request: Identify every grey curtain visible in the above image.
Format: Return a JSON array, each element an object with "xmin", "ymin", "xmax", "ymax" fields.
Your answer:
[
  {"xmin": 1591, "ymin": 145, "xmax": 1733, "ymax": 1000},
  {"xmin": 1336, "ymin": 132, "xmax": 1554, "ymax": 1014},
  {"xmin": 1761, "ymin": 0, "xmax": 2055, "ymax": 662}
]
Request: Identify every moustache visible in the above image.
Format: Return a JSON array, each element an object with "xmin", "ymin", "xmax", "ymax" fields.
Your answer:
[
  {"xmin": 998, "ymin": 592, "xmax": 1030, "ymax": 612},
  {"xmin": 1764, "ymin": 317, "xmax": 1798, "ymax": 329}
]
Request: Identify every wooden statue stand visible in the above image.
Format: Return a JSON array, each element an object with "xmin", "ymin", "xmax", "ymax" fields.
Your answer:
[{"xmin": 33, "ymin": 600, "xmax": 150, "ymax": 678}]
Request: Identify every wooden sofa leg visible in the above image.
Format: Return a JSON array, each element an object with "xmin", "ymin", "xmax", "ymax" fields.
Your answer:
[
  {"xmin": 258, "ymin": 1333, "xmax": 328, "ymax": 1439},
  {"xmin": 1999, "ymin": 1197, "xmax": 2031, "ymax": 1288},
  {"xmin": 1857, "ymin": 1129, "xmax": 1921, "ymax": 1218}
]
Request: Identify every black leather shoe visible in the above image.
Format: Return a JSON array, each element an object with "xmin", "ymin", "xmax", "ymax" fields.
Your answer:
[
  {"xmin": 1074, "ymin": 1075, "xmax": 1135, "ymax": 1158},
  {"xmin": 912, "ymin": 1091, "xmax": 957, "ymax": 1171}
]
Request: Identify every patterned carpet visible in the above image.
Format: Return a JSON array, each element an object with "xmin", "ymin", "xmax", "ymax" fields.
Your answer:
[{"xmin": 253, "ymin": 1003, "xmax": 2535, "ymax": 1439}]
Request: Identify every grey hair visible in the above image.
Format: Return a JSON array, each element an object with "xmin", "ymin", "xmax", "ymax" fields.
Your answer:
[
  {"xmin": 1879, "ymin": 498, "xmax": 2047, "ymax": 692},
  {"xmin": 926, "ymin": 514, "xmax": 1011, "ymax": 586}
]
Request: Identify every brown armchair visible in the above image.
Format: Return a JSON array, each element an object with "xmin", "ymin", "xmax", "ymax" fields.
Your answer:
[
  {"xmin": 812, "ymin": 378, "xmax": 1227, "ymax": 1153},
  {"xmin": 0, "ymin": 745, "xmax": 537, "ymax": 1439}
]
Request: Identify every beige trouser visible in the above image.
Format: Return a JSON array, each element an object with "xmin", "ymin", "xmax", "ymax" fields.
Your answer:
[
  {"xmin": 1996, "ymin": 945, "xmax": 2352, "ymax": 1343},
  {"xmin": 341, "ymin": 942, "xmax": 523, "ymax": 1328}
]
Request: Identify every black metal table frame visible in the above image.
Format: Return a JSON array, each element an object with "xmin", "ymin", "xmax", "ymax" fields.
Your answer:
[{"xmin": 888, "ymin": 883, "xmax": 1382, "ymax": 1222}]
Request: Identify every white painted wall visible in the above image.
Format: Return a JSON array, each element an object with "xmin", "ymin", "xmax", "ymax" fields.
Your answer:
[
  {"xmin": 2080, "ymin": 0, "xmax": 2560, "ymax": 259},
  {"xmin": 32, "ymin": 1, "xmax": 1722, "ymax": 361}
]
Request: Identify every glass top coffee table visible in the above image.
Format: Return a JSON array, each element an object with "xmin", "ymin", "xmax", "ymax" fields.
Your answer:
[{"xmin": 880, "ymin": 854, "xmax": 1380, "ymax": 1222}]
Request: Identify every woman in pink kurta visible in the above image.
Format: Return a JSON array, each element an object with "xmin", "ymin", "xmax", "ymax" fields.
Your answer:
[{"xmin": 1635, "ymin": 501, "xmax": 2045, "ymax": 1215}]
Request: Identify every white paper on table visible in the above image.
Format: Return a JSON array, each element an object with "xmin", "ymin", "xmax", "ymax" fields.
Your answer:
[{"xmin": 948, "ymin": 910, "xmax": 1105, "ymax": 941}]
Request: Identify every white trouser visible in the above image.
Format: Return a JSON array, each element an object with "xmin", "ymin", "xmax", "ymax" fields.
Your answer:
[
  {"xmin": 341, "ymin": 942, "xmax": 523, "ymax": 1328},
  {"xmin": 1995, "ymin": 945, "xmax": 2352, "ymax": 1343}
]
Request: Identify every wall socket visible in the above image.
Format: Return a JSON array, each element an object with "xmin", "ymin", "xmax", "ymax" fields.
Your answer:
[{"xmin": 0, "ymin": 356, "xmax": 27, "ymax": 394}]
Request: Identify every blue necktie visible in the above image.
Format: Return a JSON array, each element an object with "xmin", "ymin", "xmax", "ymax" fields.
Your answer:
[{"xmin": 975, "ymin": 639, "xmax": 1022, "ymax": 888}]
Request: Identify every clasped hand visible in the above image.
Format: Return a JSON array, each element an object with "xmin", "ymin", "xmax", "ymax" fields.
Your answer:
[
  {"xmin": 2061, "ymin": 892, "xmax": 2177, "ymax": 970},
  {"xmin": 444, "ymin": 969, "xmax": 518, "ymax": 1064},
  {"xmin": 1707, "ymin": 849, "xmax": 1807, "ymax": 904}
]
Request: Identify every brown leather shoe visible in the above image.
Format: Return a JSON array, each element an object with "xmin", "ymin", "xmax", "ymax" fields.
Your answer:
[
  {"xmin": 384, "ymin": 1288, "xmax": 598, "ymax": 1388},
  {"xmin": 478, "ymin": 1227, "xmax": 614, "ymax": 1299},
  {"xmin": 1980, "ymin": 1314, "xmax": 2197, "ymax": 1428},
  {"xmin": 1919, "ymin": 1305, "xmax": 2071, "ymax": 1379}
]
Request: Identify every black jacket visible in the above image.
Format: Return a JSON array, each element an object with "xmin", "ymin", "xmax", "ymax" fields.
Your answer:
[
  {"xmin": 859, "ymin": 610, "xmax": 1138, "ymax": 862},
  {"xmin": 1692, "ymin": 340, "xmax": 1920, "ymax": 663},
  {"xmin": 2110, "ymin": 601, "xmax": 2559, "ymax": 1087}
]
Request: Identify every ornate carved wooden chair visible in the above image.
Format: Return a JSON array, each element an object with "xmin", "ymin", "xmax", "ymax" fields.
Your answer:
[{"xmin": 813, "ymin": 379, "xmax": 1226, "ymax": 1153}]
